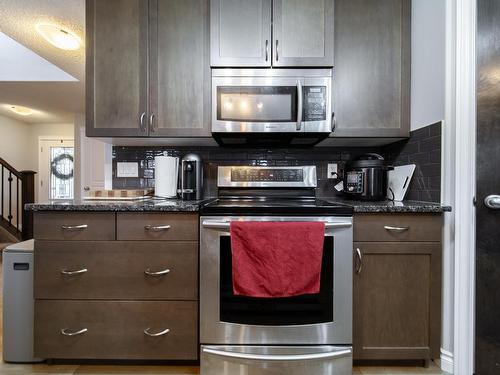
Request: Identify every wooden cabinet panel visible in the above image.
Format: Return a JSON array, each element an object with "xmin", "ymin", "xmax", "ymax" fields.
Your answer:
[
  {"xmin": 34, "ymin": 300, "xmax": 198, "ymax": 360},
  {"xmin": 86, "ymin": 0, "xmax": 148, "ymax": 137},
  {"xmin": 149, "ymin": 0, "xmax": 211, "ymax": 136},
  {"xmin": 332, "ymin": 0, "xmax": 410, "ymax": 138},
  {"xmin": 353, "ymin": 242, "xmax": 441, "ymax": 361},
  {"xmin": 273, "ymin": 0, "xmax": 334, "ymax": 67},
  {"xmin": 210, "ymin": 0, "xmax": 272, "ymax": 67},
  {"xmin": 116, "ymin": 213, "xmax": 198, "ymax": 241},
  {"xmin": 33, "ymin": 212, "xmax": 115, "ymax": 241},
  {"xmin": 34, "ymin": 241, "xmax": 198, "ymax": 300},
  {"xmin": 354, "ymin": 214, "xmax": 442, "ymax": 242}
]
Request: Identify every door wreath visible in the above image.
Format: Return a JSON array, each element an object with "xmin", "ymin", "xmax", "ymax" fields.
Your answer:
[{"xmin": 50, "ymin": 153, "xmax": 74, "ymax": 180}]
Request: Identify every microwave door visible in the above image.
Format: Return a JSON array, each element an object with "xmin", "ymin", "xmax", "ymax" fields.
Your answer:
[{"xmin": 212, "ymin": 77, "xmax": 305, "ymax": 133}]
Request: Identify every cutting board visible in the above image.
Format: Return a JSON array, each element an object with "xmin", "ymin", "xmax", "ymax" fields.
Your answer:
[{"xmin": 387, "ymin": 164, "xmax": 416, "ymax": 201}]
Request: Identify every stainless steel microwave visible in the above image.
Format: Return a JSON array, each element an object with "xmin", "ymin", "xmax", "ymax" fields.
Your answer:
[{"xmin": 211, "ymin": 69, "xmax": 333, "ymax": 146}]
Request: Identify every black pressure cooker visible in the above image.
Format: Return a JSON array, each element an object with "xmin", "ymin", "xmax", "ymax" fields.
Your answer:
[{"xmin": 343, "ymin": 153, "xmax": 393, "ymax": 201}]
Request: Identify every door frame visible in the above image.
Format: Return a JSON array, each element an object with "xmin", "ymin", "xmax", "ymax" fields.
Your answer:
[
  {"xmin": 447, "ymin": 0, "xmax": 476, "ymax": 373},
  {"xmin": 38, "ymin": 136, "xmax": 75, "ymax": 202}
]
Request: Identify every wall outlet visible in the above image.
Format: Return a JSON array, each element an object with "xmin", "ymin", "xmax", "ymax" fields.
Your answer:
[{"xmin": 327, "ymin": 163, "xmax": 338, "ymax": 179}]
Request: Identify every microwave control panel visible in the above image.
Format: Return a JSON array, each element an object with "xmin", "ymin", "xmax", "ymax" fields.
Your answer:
[
  {"xmin": 303, "ymin": 86, "xmax": 327, "ymax": 121},
  {"xmin": 345, "ymin": 171, "xmax": 364, "ymax": 193}
]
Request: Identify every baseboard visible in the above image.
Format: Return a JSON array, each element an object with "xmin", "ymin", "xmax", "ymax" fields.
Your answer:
[{"xmin": 437, "ymin": 348, "xmax": 454, "ymax": 374}]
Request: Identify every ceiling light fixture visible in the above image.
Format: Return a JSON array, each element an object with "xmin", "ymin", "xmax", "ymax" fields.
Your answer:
[
  {"xmin": 36, "ymin": 23, "xmax": 81, "ymax": 50},
  {"xmin": 9, "ymin": 105, "xmax": 33, "ymax": 116}
]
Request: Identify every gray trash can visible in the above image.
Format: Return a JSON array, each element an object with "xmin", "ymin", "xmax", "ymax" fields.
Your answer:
[{"xmin": 2, "ymin": 239, "xmax": 43, "ymax": 363}]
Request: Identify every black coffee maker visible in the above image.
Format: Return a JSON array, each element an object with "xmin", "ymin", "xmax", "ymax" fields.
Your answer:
[{"xmin": 180, "ymin": 153, "xmax": 203, "ymax": 200}]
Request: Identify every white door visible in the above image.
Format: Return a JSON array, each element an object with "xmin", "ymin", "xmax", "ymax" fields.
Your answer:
[{"xmin": 39, "ymin": 139, "xmax": 75, "ymax": 201}]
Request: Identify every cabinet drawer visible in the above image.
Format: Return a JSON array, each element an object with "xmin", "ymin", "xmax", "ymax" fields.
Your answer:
[
  {"xmin": 354, "ymin": 214, "xmax": 442, "ymax": 242},
  {"xmin": 34, "ymin": 212, "xmax": 115, "ymax": 241},
  {"xmin": 117, "ymin": 213, "xmax": 198, "ymax": 241},
  {"xmin": 34, "ymin": 300, "xmax": 198, "ymax": 360},
  {"xmin": 35, "ymin": 241, "xmax": 198, "ymax": 300}
]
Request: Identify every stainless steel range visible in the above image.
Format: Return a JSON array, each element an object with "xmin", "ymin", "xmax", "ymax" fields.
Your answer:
[{"xmin": 199, "ymin": 166, "xmax": 354, "ymax": 375}]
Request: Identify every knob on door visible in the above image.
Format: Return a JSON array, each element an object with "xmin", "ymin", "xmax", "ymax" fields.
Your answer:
[{"xmin": 484, "ymin": 195, "xmax": 500, "ymax": 209}]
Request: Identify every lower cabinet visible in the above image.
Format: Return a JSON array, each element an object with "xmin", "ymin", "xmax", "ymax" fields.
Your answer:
[
  {"xmin": 34, "ymin": 300, "xmax": 198, "ymax": 360},
  {"xmin": 353, "ymin": 241, "xmax": 442, "ymax": 362}
]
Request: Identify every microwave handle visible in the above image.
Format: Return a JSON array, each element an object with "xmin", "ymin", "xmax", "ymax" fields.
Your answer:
[{"xmin": 296, "ymin": 80, "xmax": 303, "ymax": 131}]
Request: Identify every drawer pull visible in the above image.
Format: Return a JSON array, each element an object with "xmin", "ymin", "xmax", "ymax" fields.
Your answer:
[
  {"xmin": 61, "ymin": 224, "xmax": 88, "ymax": 231},
  {"xmin": 144, "ymin": 268, "xmax": 171, "ymax": 276},
  {"xmin": 144, "ymin": 225, "xmax": 171, "ymax": 232},
  {"xmin": 60, "ymin": 328, "xmax": 88, "ymax": 336},
  {"xmin": 143, "ymin": 328, "xmax": 170, "ymax": 337},
  {"xmin": 61, "ymin": 268, "xmax": 88, "ymax": 276},
  {"xmin": 384, "ymin": 225, "xmax": 409, "ymax": 232}
]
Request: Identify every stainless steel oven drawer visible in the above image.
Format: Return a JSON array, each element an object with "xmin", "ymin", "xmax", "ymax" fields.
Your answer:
[{"xmin": 201, "ymin": 345, "xmax": 352, "ymax": 375}]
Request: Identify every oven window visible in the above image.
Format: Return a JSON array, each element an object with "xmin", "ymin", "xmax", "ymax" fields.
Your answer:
[
  {"xmin": 219, "ymin": 236, "xmax": 334, "ymax": 326},
  {"xmin": 217, "ymin": 86, "xmax": 297, "ymax": 122}
]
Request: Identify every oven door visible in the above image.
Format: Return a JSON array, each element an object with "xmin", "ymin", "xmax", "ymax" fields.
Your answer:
[
  {"xmin": 212, "ymin": 76, "xmax": 305, "ymax": 133},
  {"xmin": 200, "ymin": 216, "xmax": 353, "ymax": 345},
  {"xmin": 201, "ymin": 345, "xmax": 352, "ymax": 375}
]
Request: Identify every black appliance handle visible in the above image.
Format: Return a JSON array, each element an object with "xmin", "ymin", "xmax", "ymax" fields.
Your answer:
[{"xmin": 357, "ymin": 153, "xmax": 384, "ymax": 160}]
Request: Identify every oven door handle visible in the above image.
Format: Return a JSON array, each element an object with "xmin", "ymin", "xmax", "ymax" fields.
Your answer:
[
  {"xmin": 202, "ymin": 220, "xmax": 352, "ymax": 229},
  {"xmin": 202, "ymin": 347, "xmax": 352, "ymax": 361}
]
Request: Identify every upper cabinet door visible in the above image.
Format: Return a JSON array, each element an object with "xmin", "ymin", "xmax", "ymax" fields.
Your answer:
[
  {"xmin": 149, "ymin": 0, "xmax": 211, "ymax": 137},
  {"xmin": 86, "ymin": 0, "xmax": 149, "ymax": 137},
  {"xmin": 273, "ymin": 0, "xmax": 334, "ymax": 67},
  {"xmin": 332, "ymin": 0, "xmax": 411, "ymax": 138},
  {"xmin": 210, "ymin": 0, "xmax": 272, "ymax": 67}
]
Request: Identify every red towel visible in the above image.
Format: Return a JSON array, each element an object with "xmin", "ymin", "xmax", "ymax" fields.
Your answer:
[{"xmin": 230, "ymin": 221, "xmax": 325, "ymax": 298}]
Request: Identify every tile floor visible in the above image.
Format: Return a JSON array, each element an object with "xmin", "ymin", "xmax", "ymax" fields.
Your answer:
[{"xmin": 0, "ymin": 260, "xmax": 447, "ymax": 375}]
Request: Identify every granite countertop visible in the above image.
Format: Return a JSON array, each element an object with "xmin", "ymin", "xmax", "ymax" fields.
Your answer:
[
  {"xmin": 326, "ymin": 197, "xmax": 452, "ymax": 213},
  {"xmin": 25, "ymin": 198, "xmax": 203, "ymax": 212},
  {"xmin": 26, "ymin": 198, "xmax": 451, "ymax": 214}
]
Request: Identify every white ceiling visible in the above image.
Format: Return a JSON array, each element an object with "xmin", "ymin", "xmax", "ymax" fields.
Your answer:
[{"xmin": 0, "ymin": 0, "xmax": 84, "ymax": 124}]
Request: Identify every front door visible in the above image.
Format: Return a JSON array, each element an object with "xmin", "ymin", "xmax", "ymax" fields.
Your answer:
[
  {"xmin": 38, "ymin": 139, "xmax": 74, "ymax": 201},
  {"xmin": 476, "ymin": 0, "xmax": 500, "ymax": 372}
]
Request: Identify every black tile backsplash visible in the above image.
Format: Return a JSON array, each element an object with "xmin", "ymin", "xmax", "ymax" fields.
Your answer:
[
  {"xmin": 384, "ymin": 122, "xmax": 442, "ymax": 202},
  {"xmin": 112, "ymin": 122, "xmax": 442, "ymax": 202}
]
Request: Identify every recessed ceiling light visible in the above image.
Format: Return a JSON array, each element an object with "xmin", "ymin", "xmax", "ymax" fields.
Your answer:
[
  {"xmin": 9, "ymin": 105, "xmax": 33, "ymax": 116},
  {"xmin": 36, "ymin": 23, "xmax": 81, "ymax": 50}
]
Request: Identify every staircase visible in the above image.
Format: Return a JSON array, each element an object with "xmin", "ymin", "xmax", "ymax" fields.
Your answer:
[
  {"xmin": 0, "ymin": 157, "xmax": 36, "ymax": 242},
  {"xmin": 0, "ymin": 226, "xmax": 18, "ymax": 253}
]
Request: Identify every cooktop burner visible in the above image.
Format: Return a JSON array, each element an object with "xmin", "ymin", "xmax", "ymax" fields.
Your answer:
[{"xmin": 200, "ymin": 197, "xmax": 353, "ymax": 216}]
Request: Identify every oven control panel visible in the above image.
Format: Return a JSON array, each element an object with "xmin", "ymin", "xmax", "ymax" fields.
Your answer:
[
  {"xmin": 231, "ymin": 168, "xmax": 303, "ymax": 182},
  {"xmin": 218, "ymin": 166, "xmax": 317, "ymax": 187}
]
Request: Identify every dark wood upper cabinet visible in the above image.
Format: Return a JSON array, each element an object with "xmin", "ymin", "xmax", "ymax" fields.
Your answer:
[
  {"xmin": 272, "ymin": 0, "xmax": 334, "ymax": 67},
  {"xmin": 210, "ymin": 0, "xmax": 272, "ymax": 67},
  {"xmin": 332, "ymin": 0, "xmax": 411, "ymax": 138},
  {"xmin": 210, "ymin": 0, "xmax": 334, "ymax": 67},
  {"xmin": 149, "ymin": 0, "xmax": 211, "ymax": 137},
  {"xmin": 86, "ymin": 0, "xmax": 149, "ymax": 137},
  {"xmin": 86, "ymin": 0, "xmax": 211, "ymax": 138}
]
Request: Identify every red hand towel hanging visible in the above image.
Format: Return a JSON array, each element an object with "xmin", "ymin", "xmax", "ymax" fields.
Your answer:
[{"xmin": 230, "ymin": 221, "xmax": 325, "ymax": 298}]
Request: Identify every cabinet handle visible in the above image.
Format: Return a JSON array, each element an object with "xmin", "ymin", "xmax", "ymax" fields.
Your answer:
[
  {"xmin": 61, "ymin": 328, "xmax": 88, "ymax": 336},
  {"xmin": 265, "ymin": 39, "xmax": 269, "ymax": 61},
  {"xmin": 149, "ymin": 113, "xmax": 156, "ymax": 133},
  {"xmin": 144, "ymin": 268, "xmax": 170, "ymax": 276},
  {"xmin": 143, "ymin": 328, "xmax": 170, "ymax": 337},
  {"xmin": 139, "ymin": 112, "xmax": 147, "ymax": 132},
  {"xmin": 384, "ymin": 225, "xmax": 409, "ymax": 232},
  {"xmin": 61, "ymin": 268, "xmax": 88, "ymax": 276},
  {"xmin": 144, "ymin": 224, "xmax": 171, "ymax": 232},
  {"xmin": 275, "ymin": 39, "xmax": 279, "ymax": 61},
  {"xmin": 355, "ymin": 248, "xmax": 362, "ymax": 274},
  {"xmin": 61, "ymin": 224, "xmax": 88, "ymax": 231}
]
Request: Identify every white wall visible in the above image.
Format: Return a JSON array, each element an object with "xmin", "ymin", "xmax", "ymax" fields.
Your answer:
[
  {"xmin": 411, "ymin": 0, "xmax": 447, "ymax": 131},
  {"xmin": 0, "ymin": 114, "xmax": 32, "ymax": 170}
]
